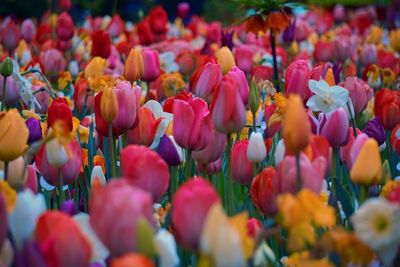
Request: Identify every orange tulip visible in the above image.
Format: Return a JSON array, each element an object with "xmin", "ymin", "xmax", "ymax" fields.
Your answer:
[
  {"xmin": 350, "ymin": 139, "xmax": 382, "ymax": 185},
  {"xmin": 124, "ymin": 48, "xmax": 144, "ymax": 82},
  {"xmin": 111, "ymin": 254, "xmax": 155, "ymax": 267},
  {"xmin": 100, "ymin": 87, "xmax": 118, "ymax": 124}
]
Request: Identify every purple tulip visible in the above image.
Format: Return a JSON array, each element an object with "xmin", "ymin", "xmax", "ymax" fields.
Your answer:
[
  {"xmin": 26, "ymin": 118, "xmax": 42, "ymax": 144},
  {"xmin": 221, "ymin": 31, "xmax": 234, "ymax": 50},
  {"xmin": 363, "ymin": 117, "xmax": 386, "ymax": 145},
  {"xmin": 61, "ymin": 200, "xmax": 77, "ymax": 216},
  {"xmin": 156, "ymin": 135, "xmax": 182, "ymax": 166},
  {"xmin": 282, "ymin": 20, "xmax": 296, "ymax": 43}
]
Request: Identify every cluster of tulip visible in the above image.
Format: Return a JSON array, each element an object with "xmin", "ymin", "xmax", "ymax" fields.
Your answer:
[{"xmin": 0, "ymin": 0, "xmax": 400, "ymax": 266}]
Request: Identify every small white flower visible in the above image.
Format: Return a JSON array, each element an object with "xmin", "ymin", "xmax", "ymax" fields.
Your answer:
[
  {"xmin": 306, "ymin": 79, "xmax": 349, "ymax": 113},
  {"xmin": 351, "ymin": 198, "xmax": 400, "ymax": 266},
  {"xmin": 247, "ymin": 132, "xmax": 266, "ymax": 162},
  {"xmin": 154, "ymin": 229, "xmax": 180, "ymax": 267},
  {"xmin": 144, "ymin": 100, "xmax": 173, "ymax": 149},
  {"xmin": 69, "ymin": 61, "xmax": 79, "ymax": 77},
  {"xmin": 159, "ymin": 52, "xmax": 179, "ymax": 73},
  {"xmin": 90, "ymin": 166, "xmax": 106, "ymax": 186}
]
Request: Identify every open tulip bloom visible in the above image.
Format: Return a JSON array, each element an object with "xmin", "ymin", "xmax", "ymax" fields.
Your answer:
[{"xmin": 1, "ymin": 1, "xmax": 400, "ymax": 267}]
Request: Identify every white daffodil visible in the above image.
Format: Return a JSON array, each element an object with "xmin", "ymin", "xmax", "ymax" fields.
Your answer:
[
  {"xmin": 306, "ymin": 79, "xmax": 349, "ymax": 113},
  {"xmin": 9, "ymin": 189, "xmax": 46, "ymax": 248},
  {"xmin": 159, "ymin": 52, "xmax": 179, "ymax": 73},
  {"xmin": 154, "ymin": 229, "xmax": 180, "ymax": 267},
  {"xmin": 90, "ymin": 166, "xmax": 106, "ymax": 186},
  {"xmin": 144, "ymin": 100, "xmax": 173, "ymax": 149},
  {"xmin": 351, "ymin": 198, "xmax": 400, "ymax": 266}
]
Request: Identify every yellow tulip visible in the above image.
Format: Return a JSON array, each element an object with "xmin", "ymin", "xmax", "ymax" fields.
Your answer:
[
  {"xmin": 124, "ymin": 48, "xmax": 144, "ymax": 82},
  {"xmin": 0, "ymin": 109, "xmax": 29, "ymax": 162},
  {"xmin": 350, "ymin": 139, "xmax": 382, "ymax": 185},
  {"xmin": 84, "ymin": 57, "xmax": 107, "ymax": 79},
  {"xmin": 282, "ymin": 95, "xmax": 311, "ymax": 154},
  {"xmin": 366, "ymin": 26, "xmax": 383, "ymax": 45},
  {"xmin": 215, "ymin": 46, "xmax": 235, "ymax": 75},
  {"xmin": 100, "ymin": 87, "xmax": 118, "ymax": 123},
  {"xmin": 389, "ymin": 29, "xmax": 400, "ymax": 52}
]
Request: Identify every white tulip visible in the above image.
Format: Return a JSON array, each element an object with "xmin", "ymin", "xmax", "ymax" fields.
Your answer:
[
  {"xmin": 247, "ymin": 132, "xmax": 266, "ymax": 162},
  {"xmin": 90, "ymin": 166, "xmax": 106, "ymax": 186},
  {"xmin": 274, "ymin": 139, "xmax": 285, "ymax": 165},
  {"xmin": 154, "ymin": 229, "xmax": 180, "ymax": 267}
]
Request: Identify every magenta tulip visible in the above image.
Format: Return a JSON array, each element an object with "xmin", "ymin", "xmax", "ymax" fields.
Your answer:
[
  {"xmin": 211, "ymin": 76, "xmax": 246, "ymax": 134},
  {"xmin": 339, "ymin": 77, "xmax": 373, "ymax": 114},
  {"xmin": 90, "ymin": 179, "xmax": 153, "ymax": 256},
  {"xmin": 234, "ymin": 45, "xmax": 253, "ymax": 74},
  {"xmin": 142, "ymin": 48, "xmax": 160, "ymax": 82},
  {"xmin": 21, "ymin": 19, "xmax": 36, "ymax": 42},
  {"xmin": 192, "ymin": 128, "xmax": 227, "ymax": 164},
  {"xmin": 225, "ymin": 66, "xmax": 250, "ymax": 105},
  {"xmin": 284, "ymin": 60, "xmax": 311, "ymax": 101},
  {"xmin": 121, "ymin": 145, "xmax": 170, "ymax": 202},
  {"xmin": 56, "ymin": 12, "xmax": 74, "ymax": 41},
  {"xmin": 320, "ymin": 108, "xmax": 350, "ymax": 147},
  {"xmin": 190, "ymin": 60, "xmax": 222, "ymax": 103},
  {"xmin": 172, "ymin": 178, "xmax": 220, "ymax": 250},
  {"xmin": 0, "ymin": 75, "xmax": 20, "ymax": 106},
  {"xmin": 231, "ymin": 140, "xmax": 254, "ymax": 185},
  {"xmin": 112, "ymin": 80, "xmax": 138, "ymax": 131},
  {"xmin": 333, "ymin": 36, "xmax": 357, "ymax": 62},
  {"xmin": 173, "ymin": 97, "xmax": 212, "ymax": 151},
  {"xmin": 314, "ymin": 40, "xmax": 335, "ymax": 63}
]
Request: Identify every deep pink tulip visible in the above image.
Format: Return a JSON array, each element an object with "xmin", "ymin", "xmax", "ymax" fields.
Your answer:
[
  {"xmin": 211, "ymin": 76, "xmax": 246, "ymax": 134},
  {"xmin": 177, "ymin": 2, "xmax": 190, "ymax": 19},
  {"xmin": 320, "ymin": 108, "xmax": 350, "ymax": 147},
  {"xmin": 310, "ymin": 64, "xmax": 324, "ymax": 80},
  {"xmin": 56, "ymin": 12, "xmax": 74, "ymax": 41},
  {"xmin": 112, "ymin": 80, "xmax": 138, "ymax": 131},
  {"xmin": 121, "ymin": 145, "xmax": 170, "ymax": 202},
  {"xmin": 40, "ymin": 49, "xmax": 66, "ymax": 74},
  {"xmin": 34, "ymin": 139, "xmax": 82, "ymax": 186},
  {"xmin": 21, "ymin": 19, "xmax": 36, "ymax": 42},
  {"xmin": 349, "ymin": 133, "xmax": 369, "ymax": 169},
  {"xmin": 0, "ymin": 19, "xmax": 20, "ymax": 52},
  {"xmin": 192, "ymin": 127, "xmax": 227, "ymax": 164},
  {"xmin": 0, "ymin": 75, "xmax": 20, "ymax": 106},
  {"xmin": 234, "ymin": 45, "xmax": 253, "ymax": 74},
  {"xmin": 0, "ymin": 193, "xmax": 6, "ymax": 250},
  {"xmin": 172, "ymin": 178, "xmax": 220, "ymax": 250},
  {"xmin": 339, "ymin": 77, "xmax": 373, "ymax": 114},
  {"xmin": 173, "ymin": 97, "xmax": 212, "ymax": 151},
  {"xmin": 25, "ymin": 165, "xmax": 38, "ymax": 193},
  {"xmin": 360, "ymin": 44, "xmax": 377, "ymax": 66},
  {"xmin": 189, "ymin": 60, "xmax": 222, "ymax": 103},
  {"xmin": 314, "ymin": 40, "xmax": 335, "ymax": 63},
  {"xmin": 225, "ymin": 66, "xmax": 250, "ymax": 106},
  {"xmin": 284, "ymin": 60, "xmax": 311, "ymax": 101},
  {"xmin": 231, "ymin": 140, "xmax": 254, "ymax": 185},
  {"xmin": 107, "ymin": 15, "xmax": 124, "ymax": 38},
  {"xmin": 276, "ymin": 154, "xmax": 326, "ymax": 193},
  {"xmin": 142, "ymin": 48, "xmax": 160, "ymax": 82},
  {"xmin": 90, "ymin": 179, "xmax": 153, "ymax": 256}
]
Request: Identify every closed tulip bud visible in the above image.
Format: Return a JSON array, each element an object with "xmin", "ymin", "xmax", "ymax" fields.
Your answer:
[
  {"xmin": 127, "ymin": 107, "xmax": 162, "ymax": 146},
  {"xmin": 234, "ymin": 45, "xmax": 253, "ymax": 74},
  {"xmin": 192, "ymin": 128, "xmax": 226, "ymax": 164},
  {"xmin": 389, "ymin": 29, "xmax": 400, "ymax": 52},
  {"xmin": 0, "ymin": 109, "xmax": 29, "ymax": 162},
  {"xmin": 47, "ymin": 98, "xmax": 73, "ymax": 132},
  {"xmin": 282, "ymin": 95, "xmax": 311, "ymax": 154},
  {"xmin": 56, "ymin": 12, "xmax": 74, "ymax": 41},
  {"xmin": 225, "ymin": 66, "xmax": 249, "ymax": 105},
  {"xmin": 0, "ymin": 157, "xmax": 26, "ymax": 189},
  {"xmin": 154, "ymin": 229, "xmax": 180, "ymax": 267},
  {"xmin": 112, "ymin": 81, "xmax": 138, "ymax": 131},
  {"xmin": 284, "ymin": 60, "xmax": 311, "ymax": 101},
  {"xmin": 320, "ymin": 108, "xmax": 349, "ymax": 147},
  {"xmin": 91, "ymin": 30, "xmax": 111, "ymax": 59},
  {"xmin": 21, "ymin": 19, "xmax": 36, "ymax": 42},
  {"xmin": 231, "ymin": 140, "xmax": 254, "ymax": 185},
  {"xmin": 350, "ymin": 139, "xmax": 382, "ymax": 185},
  {"xmin": 124, "ymin": 48, "xmax": 144, "ymax": 82},
  {"xmin": 374, "ymin": 88, "xmax": 400, "ymax": 130},
  {"xmin": 216, "ymin": 46, "xmax": 235, "ymax": 75},
  {"xmin": 172, "ymin": 178, "xmax": 220, "ymax": 250},
  {"xmin": 249, "ymin": 78, "xmax": 259, "ymax": 115},
  {"xmin": 100, "ymin": 87, "xmax": 118, "ymax": 124},
  {"xmin": 250, "ymin": 167, "xmax": 279, "ymax": 215},
  {"xmin": 0, "ymin": 75, "xmax": 20, "ymax": 107},
  {"xmin": 360, "ymin": 44, "xmax": 377, "ymax": 65},
  {"xmin": 247, "ymin": 132, "xmax": 267, "ymax": 162},
  {"xmin": 142, "ymin": 48, "xmax": 160, "ymax": 82},
  {"xmin": 363, "ymin": 117, "xmax": 386, "ymax": 146},
  {"xmin": 189, "ymin": 59, "xmax": 222, "ymax": 103},
  {"xmin": 339, "ymin": 77, "xmax": 373, "ymax": 114},
  {"xmin": 0, "ymin": 57, "xmax": 13, "ymax": 77}
]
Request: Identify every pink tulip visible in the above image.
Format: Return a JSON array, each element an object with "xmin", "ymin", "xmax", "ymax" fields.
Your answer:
[
  {"xmin": 21, "ymin": 19, "xmax": 36, "ymax": 42},
  {"xmin": 35, "ymin": 139, "xmax": 82, "ymax": 186},
  {"xmin": 32, "ymin": 83, "xmax": 50, "ymax": 114},
  {"xmin": 225, "ymin": 66, "xmax": 250, "ymax": 105},
  {"xmin": 107, "ymin": 15, "xmax": 124, "ymax": 38},
  {"xmin": 339, "ymin": 77, "xmax": 373, "ymax": 114},
  {"xmin": 56, "ymin": 12, "xmax": 74, "ymax": 41},
  {"xmin": 142, "ymin": 48, "xmax": 160, "ymax": 82},
  {"xmin": 333, "ymin": 4, "xmax": 346, "ymax": 22},
  {"xmin": 276, "ymin": 154, "xmax": 326, "ymax": 193},
  {"xmin": 0, "ymin": 19, "xmax": 20, "ymax": 52},
  {"xmin": 206, "ymin": 22, "xmax": 222, "ymax": 45},
  {"xmin": 121, "ymin": 145, "xmax": 170, "ymax": 202},
  {"xmin": 25, "ymin": 165, "xmax": 38, "ymax": 193},
  {"xmin": 340, "ymin": 127, "xmax": 363, "ymax": 167},
  {"xmin": 211, "ymin": 76, "xmax": 246, "ymax": 134},
  {"xmin": 360, "ymin": 44, "xmax": 377, "ymax": 66},
  {"xmin": 112, "ymin": 80, "xmax": 138, "ymax": 131},
  {"xmin": 172, "ymin": 178, "xmax": 220, "ymax": 250},
  {"xmin": 40, "ymin": 49, "xmax": 66, "ymax": 74},
  {"xmin": 90, "ymin": 179, "xmax": 153, "ymax": 256},
  {"xmin": 334, "ymin": 36, "xmax": 357, "ymax": 62},
  {"xmin": 284, "ymin": 60, "xmax": 311, "ymax": 101},
  {"xmin": 0, "ymin": 193, "xmax": 6, "ymax": 250},
  {"xmin": 197, "ymin": 158, "xmax": 222, "ymax": 174},
  {"xmin": 189, "ymin": 59, "xmax": 222, "ymax": 103},
  {"xmin": 314, "ymin": 40, "xmax": 335, "ymax": 63},
  {"xmin": 310, "ymin": 64, "xmax": 324, "ymax": 80},
  {"xmin": 234, "ymin": 45, "xmax": 253, "ymax": 74},
  {"xmin": 231, "ymin": 140, "xmax": 254, "ymax": 185},
  {"xmin": 173, "ymin": 97, "xmax": 212, "ymax": 151},
  {"xmin": 192, "ymin": 128, "xmax": 227, "ymax": 164},
  {"xmin": 0, "ymin": 75, "xmax": 20, "ymax": 106},
  {"xmin": 320, "ymin": 108, "xmax": 349, "ymax": 147},
  {"xmin": 295, "ymin": 19, "xmax": 312, "ymax": 42},
  {"xmin": 349, "ymin": 133, "xmax": 369, "ymax": 168}
]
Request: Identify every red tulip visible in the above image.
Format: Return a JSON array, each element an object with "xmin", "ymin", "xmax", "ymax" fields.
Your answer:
[
  {"xmin": 189, "ymin": 59, "xmax": 222, "ymax": 103},
  {"xmin": 231, "ymin": 140, "xmax": 254, "ymax": 185},
  {"xmin": 250, "ymin": 167, "xmax": 279, "ymax": 216},
  {"xmin": 264, "ymin": 104, "xmax": 281, "ymax": 138},
  {"xmin": 284, "ymin": 60, "xmax": 311, "ymax": 101},
  {"xmin": 35, "ymin": 139, "xmax": 82, "ymax": 186},
  {"xmin": 91, "ymin": 30, "xmax": 111, "ymax": 59},
  {"xmin": 0, "ymin": 19, "xmax": 20, "ymax": 52},
  {"xmin": 149, "ymin": 6, "xmax": 168, "ymax": 35},
  {"xmin": 225, "ymin": 66, "xmax": 250, "ymax": 106},
  {"xmin": 176, "ymin": 51, "xmax": 197, "ymax": 76},
  {"xmin": 121, "ymin": 145, "xmax": 170, "ymax": 202},
  {"xmin": 137, "ymin": 19, "xmax": 155, "ymax": 46},
  {"xmin": 173, "ymin": 97, "xmax": 212, "ymax": 151},
  {"xmin": 47, "ymin": 98, "xmax": 73, "ymax": 132},
  {"xmin": 25, "ymin": 165, "xmax": 38, "ymax": 193},
  {"xmin": 339, "ymin": 77, "xmax": 373, "ymax": 114},
  {"xmin": 319, "ymin": 108, "xmax": 350, "ymax": 147},
  {"xmin": 90, "ymin": 179, "xmax": 153, "ymax": 256},
  {"xmin": 142, "ymin": 48, "xmax": 160, "ymax": 82},
  {"xmin": 36, "ymin": 211, "xmax": 91, "ymax": 267},
  {"xmin": 177, "ymin": 2, "xmax": 190, "ymax": 19},
  {"xmin": 314, "ymin": 40, "xmax": 335, "ymax": 63},
  {"xmin": 107, "ymin": 15, "xmax": 124, "ymax": 38},
  {"xmin": 374, "ymin": 88, "xmax": 400, "ymax": 130},
  {"xmin": 251, "ymin": 65, "xmax": 274, "ymax": 82},
  {"xmin": 295, "ymin": 19, "xmax": 312, "ymax": 42},
  {"xmin": 56, "ymin": 12, "xmax": 74, "ymax": 41},
  {"xmin": 234, "ymin": 45, "xmax": 253, "ymax": 74},
  {"xmin": 211, "ymin": 76, "xmax": 246, "ymax": 134},
  {"xmin": 127, "ymin": 107, "xmax": 162, "ymax": 146},
  {"xmin": 73, "ymin": 78, "xmax": 94, "ymax": 114},
  {"xmin": 36, "ymin": 23, "xmax": 52, "ymax": 44},
  {"xmin": 377, "ymin": 50, "xmax": 399, "ymax": 75},
  {"xmin": 113, "ymin": 81, "xmax": 139, "ymax": 131},
  {"xmin": 172, "ymin": 178, "xmax": 220, "ymax": 250},
  {"xmin": 192, "ymin": 127, "xmax": 226, "ymax": 164}
]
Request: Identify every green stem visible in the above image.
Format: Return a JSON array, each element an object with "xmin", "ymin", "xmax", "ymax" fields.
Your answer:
[
  {"xmin": 108, "ymin": 124, "xmax": 117, "ymax": 178},
  {"xmin": 226, "ymin": 134, "xmax": 234, "ymax": 215},
  {"xmin": 201, "ymin": 163, "xmax": 208, "ymax": 180},
  {"xmin": 270, "ymin": 29, "xmax": 280, "ymax": 92},
  {"xmin": 347, "ymin": 102, "xmax": 357, "ymax": 137},
  {"xmin": 1, "ymin": 76, "xmax": 6, "ymax": 111},
  {"xmin": 3, "ymin": 161, "xmax": 9, "ymax": 182},
  {"xmin": 360, "ymin": 186, "xmax": 368, "ymax": 204},
  {"xmin": 57, "ymin": 168, "xmax": 65, "ymax": 209},
  {"xmin": 184, "ymin": 150, "xmax": 193, "ymax": 179},
  {"xmin": 252, "ymin": 112, "xmax": 256, "ymax": 134},
  {"xmin": 295, "ymin": 153, "xmax": 301, "ymax": 192}
]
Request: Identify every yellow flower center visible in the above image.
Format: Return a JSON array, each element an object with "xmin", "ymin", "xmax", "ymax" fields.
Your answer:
[{"xmin": 373, "ymin": 215, "xmax": 389, "ymax": 233}]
